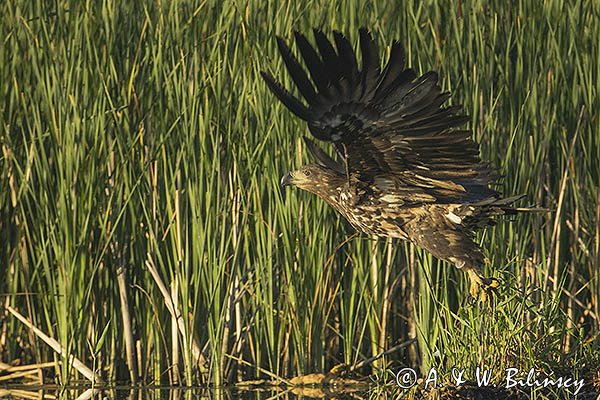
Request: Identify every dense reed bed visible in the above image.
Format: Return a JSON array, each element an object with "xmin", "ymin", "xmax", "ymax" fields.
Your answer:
[{"xmin": 0, "ymin": 0, "xmax": 598, "ymax": 396}]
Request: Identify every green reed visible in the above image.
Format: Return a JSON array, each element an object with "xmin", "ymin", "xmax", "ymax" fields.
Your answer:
[{"xmin": 0, "ymin": 0, "xmax": 597, "ymax": 394}]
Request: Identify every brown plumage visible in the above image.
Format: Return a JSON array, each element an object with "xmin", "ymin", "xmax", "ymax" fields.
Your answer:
[{"xmin": 262, "ymin": 28, "xmax": 529, "ymax": 300}]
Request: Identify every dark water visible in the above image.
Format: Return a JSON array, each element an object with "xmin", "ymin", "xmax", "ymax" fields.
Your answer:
[
  {"xmin": 2, "ymin": 385, "xmax": 598, "ymax": 399},
  {"xmin": 0, "ymin": 385, "xmax": 371, "ymax": 399}
]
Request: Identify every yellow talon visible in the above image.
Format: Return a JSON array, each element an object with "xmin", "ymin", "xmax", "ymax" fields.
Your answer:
[{"xmin": 467, "ymin": 269, "xmax": 499, "ymax": 303}]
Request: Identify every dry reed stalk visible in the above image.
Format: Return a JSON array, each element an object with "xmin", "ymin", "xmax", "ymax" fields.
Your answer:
[
  {"xmin": 145, "ymin": 254, "xmax": 203, "ymax": 366},
  {"xmin": 544, "ymin": 108, "xmax": 584, "ymax": 292},
  {"xmin": 116, "ymin": 266, "xmax": 138, "ymax": 383},
  {"xmin": 6, "ymin": 306, "xmax": 101, "ymax": 383},
  {"xmin": 171, "ymin": 278, "xmax": 180, "ymax": 384}
]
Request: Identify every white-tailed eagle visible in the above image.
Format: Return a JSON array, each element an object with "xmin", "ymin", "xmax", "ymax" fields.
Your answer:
[{"xmin": 261, "ymin": 28, "xmax": 531, "ymax": 300}]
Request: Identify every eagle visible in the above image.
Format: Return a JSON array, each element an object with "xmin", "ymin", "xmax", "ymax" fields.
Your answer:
[{"xmin": 261, "ymin": 28, "xmax": 527, "ymax": 301}]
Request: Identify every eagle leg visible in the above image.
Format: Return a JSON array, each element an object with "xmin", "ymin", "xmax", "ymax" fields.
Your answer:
[{"xmin": 465, "ymin": 266, "xmax": 499, "ymax": 303}]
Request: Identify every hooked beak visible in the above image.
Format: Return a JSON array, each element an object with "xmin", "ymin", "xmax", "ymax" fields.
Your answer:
[
  {"xmin": 280, "ymin": 172, "xmax": 293, "ymax": 200},
  {"xmin": 280, "ymin": 172, "xmax": 293, "ymax": 188}
]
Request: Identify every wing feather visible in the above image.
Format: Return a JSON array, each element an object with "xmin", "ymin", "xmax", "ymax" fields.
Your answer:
[
  {"xmin": 374, "ymin": 41, "xmax": 407, "ymax": 101},
  {"xmin": 358, "ymin": 28, "xmax": 380, "ymax": 101},
  {"xmin": 333, "ymin": 32, "xmax": 358, "ymax": 77},
  {"xmin": 260, "ymin": 71, "xmax": 312, "ymax": 121},
  {"xmin": 293, "ymin": 31, "xmax": 328, "ymax": 93},
  {"xmin": 313, "ymin": 29, "xmax": 341, "ymax": 90},
  {"xmin": 275, "ymin": 36, "xmax": 316, "ymax": 103},
  {"xmin": 262, "ymin": 29, "xmax": 499, "ymax": 203}
]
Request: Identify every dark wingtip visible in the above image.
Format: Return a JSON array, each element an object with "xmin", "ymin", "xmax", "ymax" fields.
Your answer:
[
  {"xmin": 303, "ymin": 136, "xmax": 346, "ymax": 175},
  {"xmin": 312, "ymin": 27, "xmax": 324, "ymax": 36},
  {"xmin": 358, "ymin": 27, "xmax": 373, "ymax": 46},
  {"xmin": 275, "ymin": 35, "xmax": 287, "ymax": 50},
  {"xmin": 259, "ymin": 70, "xmax": 270, "ymax": 80},
  {"xmin": 260, "ymin": 70, "xmax": 312, "ymax": 121},
  {"xmin": 275, "ymin": 33, "xmax": 318, "ymax": 103}
]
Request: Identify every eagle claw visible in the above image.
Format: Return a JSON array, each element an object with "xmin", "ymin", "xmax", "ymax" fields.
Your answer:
[{"xmin": 467, "ymin": 269, "xmax": 500, "ymax": 303}]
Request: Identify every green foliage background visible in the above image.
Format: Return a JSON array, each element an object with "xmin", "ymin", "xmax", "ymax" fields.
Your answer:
[{"xmin": 0, "ymin": 0, "xmax": 598, "ymax": 391}]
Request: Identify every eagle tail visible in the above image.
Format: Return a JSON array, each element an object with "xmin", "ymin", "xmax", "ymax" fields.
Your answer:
[
  {"xmin": 489, "ymin": 195, "xmax": 549, "ymax": 215},
  {"xmin": 465, "ymin": 195, "xmax": 546, "ymax": 229}
]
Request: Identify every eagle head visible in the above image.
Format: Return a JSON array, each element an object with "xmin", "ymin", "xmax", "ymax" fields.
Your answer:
[{"xmin": 280, "ymin": 164, "xmax": 345, "ymax": 199}]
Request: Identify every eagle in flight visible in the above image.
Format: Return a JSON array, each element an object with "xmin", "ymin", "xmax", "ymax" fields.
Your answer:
[{"xmin": 261, "ymin": 28, "xmax": 527, "ymax": 300}]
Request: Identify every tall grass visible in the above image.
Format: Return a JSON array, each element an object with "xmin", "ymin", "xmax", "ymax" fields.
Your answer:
[{"xmin": 0, "ymin": 0, "xmax": 598, "ymax": 391}]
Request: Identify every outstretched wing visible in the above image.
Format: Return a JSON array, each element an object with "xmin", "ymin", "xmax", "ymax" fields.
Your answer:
[{"xmin": 261, "ymin": 28, "xmax": 499, "ymax": 204}]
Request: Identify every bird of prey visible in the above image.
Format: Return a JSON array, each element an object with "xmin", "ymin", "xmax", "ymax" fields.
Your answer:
[{"xmin": 261, "ymin": 28, "xmax": 527, "ymax": 300}]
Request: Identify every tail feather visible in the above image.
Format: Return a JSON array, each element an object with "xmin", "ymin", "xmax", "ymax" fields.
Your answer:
[
  {"xmin": 508, "ymin": 206, "xmax": 550, "ymax": 213},
  {"xmin": 463, "ymin": 195, "xmax": 547, "ymax": 229},
  {"xmin": 473, "ymin": 194, "xmax": 525, "ymax": 207}
]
